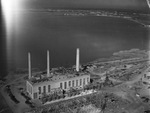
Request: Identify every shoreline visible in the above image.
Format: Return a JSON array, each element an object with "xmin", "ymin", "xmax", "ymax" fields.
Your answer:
[
  {"xmin": 0, "ymin": 48, "xmax": 149, "ymax": 113},
  {"xmin": 19, "ymin": 9, "xmax": 150, "ymax": 27}
]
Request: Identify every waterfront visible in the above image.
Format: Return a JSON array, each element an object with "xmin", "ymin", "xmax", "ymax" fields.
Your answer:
[
  {"xmin": 2, "ymin": 49, "xmax": 150, "ymax": 113},
  {"xmin": 7, "ymin": 11, "xmax": 149, "ymax": 72},
  {"xmin": 1, "ymin": 9, "xmax": 148, "ymax": 112}
]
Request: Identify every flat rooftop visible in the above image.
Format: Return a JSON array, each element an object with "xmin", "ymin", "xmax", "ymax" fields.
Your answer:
[{"xmin": 27, "ymin": 71, "xmax": 90, "ymax": 85}]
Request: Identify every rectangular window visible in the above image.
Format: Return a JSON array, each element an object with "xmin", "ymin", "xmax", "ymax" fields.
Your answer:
[
  {"xmin": 72, "ymin": 80, "xmax": 74, "ymax": 87},
  {"xmin": 60, "ymin": 83, "xmax": 63, "ymax": 89},
  {"xmin": 30, "ymin": 86, "xmax": 32, "ymax": 94},
  {"xmin": 69, "ymin": 81, "xmax": 71, "ymax": 87},
  {"xmin": 34, "ymin": 93, "xmax": 38, "ymax": 99},
  {"xmin": 29, "ymin": 85, "xmax": 31, "ymax": 93},
  {"xmin": 83, "ymin": 78, "xmax": 85, "ymax": 85},
  {"xmin": 48, "ymin": 85, "xmax": 51, "ymax": 92},
  {"xmin": 43, "ymin": 86, "xmax": 46, "ymax": 93},
  {"xmin": 64, "ymin": 82, "xmax": 67, "ymax": 89},
  {"xmin": 38, "ymin": 87, "xmax": 41, "ymax": 94},
  {"xmin": 80, "ymin": 79, "xmax": 82, "ymax": 86},
  {"xmin": 27, "ymin": 84, "xmax": 29, "ymax": 93},
  {"xmin": 28, "ymin": 85, "xmax": 30, "ymax": 93},
  {"xmin": 87, "ymin": 77, "xmax": 89, "ymax": 83},
  {"xmin": 76, "ymin": 80, "xmax": 78, "ymax": 86},
  {"xmin": 29, "ymin": 85, "xmax": 32, "ymax": 94}
]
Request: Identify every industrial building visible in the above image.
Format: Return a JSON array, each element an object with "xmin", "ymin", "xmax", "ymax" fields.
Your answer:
[{"xmin": 26, "ymin": 48, "xmax": 90, "ymax": 99}]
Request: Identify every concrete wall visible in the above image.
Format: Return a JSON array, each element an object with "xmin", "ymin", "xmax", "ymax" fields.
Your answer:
[
  {"xmin": 26, "ymin": 81, "xmax": 33, "ymax": 99},
  {"xmin": 27, "ymin": 74, "xmax": 90, "ymax": 99}
]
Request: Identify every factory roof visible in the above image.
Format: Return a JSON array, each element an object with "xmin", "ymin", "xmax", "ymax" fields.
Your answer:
[{"xmin": 27, "ymin": 71, "xmax": 90, "ymax": 86}]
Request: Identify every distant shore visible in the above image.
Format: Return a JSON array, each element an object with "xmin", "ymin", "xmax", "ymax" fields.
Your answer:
[{"xmin": 20, "ymin": 9, "xmax": 150, "ymax": 27}]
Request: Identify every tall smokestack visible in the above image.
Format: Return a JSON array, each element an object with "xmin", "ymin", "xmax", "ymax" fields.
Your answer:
[
  {"xmin": 28, "ymin": 52, "xmax": 31, "ymax": 79},
  {"xmin": 76, "ymin": 48, "xmax": 80, "ymax": 72},
  {"xmin": 47, "ymin": 50, "xmax": 50, "ymax": 77}
]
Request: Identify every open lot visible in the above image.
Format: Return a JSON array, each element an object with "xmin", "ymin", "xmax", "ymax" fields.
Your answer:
[{"xmin": 1, "ymin": 49, "xmax": 150, "ymax": 113}]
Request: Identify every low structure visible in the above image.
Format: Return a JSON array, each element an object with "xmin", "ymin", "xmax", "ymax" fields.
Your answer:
[
  {"xmin": 26, "ymin": 48, "xmax": 90, "ymax": 99},
  {"xmin": 143, "ymin": 71, "xmax": 150, "ymax": 84}
]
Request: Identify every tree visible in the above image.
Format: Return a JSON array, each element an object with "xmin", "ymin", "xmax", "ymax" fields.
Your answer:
[
  {"xmin": 97, "ymin": 83, "xmax": 102, "ymax": 90},
  {"xmin": 41, "ymin": 97, "xmax": 47, "ymax": 104},
  {"xmin": 101, "ymin": 98, "xmax": 107, "ymax": 113},
  {"xmin": 48, "ymin": 95, "xmax": 52, "ymax": 102},
  {"xmin": 104, "ymin": 74, "xmax": 113, "ymax": 87},
  {"xmin": 59, "ymin": 93, "xmax": 64, "ymax": 99}
]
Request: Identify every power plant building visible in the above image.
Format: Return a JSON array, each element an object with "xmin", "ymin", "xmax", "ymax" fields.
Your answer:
[{"xmin": 26, "ymin": 48, "xmax": 90, "ymax": 99}]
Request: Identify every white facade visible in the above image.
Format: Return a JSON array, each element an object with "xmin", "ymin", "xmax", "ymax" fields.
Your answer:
[
  {"xmin": 26, "ymin": 48, "xmax": 90, "ymax": 99},
  {"xmin": 26, "ymin": 80, "xmax": 33, "ymax": 99},
  {"xmin": 26, "ymin": 74, "xmax": 90, "ymax": 99}
]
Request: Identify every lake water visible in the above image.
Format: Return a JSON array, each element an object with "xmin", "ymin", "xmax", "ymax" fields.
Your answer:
[
  {"xmin": 1, "ymin": 11, "xmax": 149, "ymax": 113},
  {"xmin": 6, "ymin": 12, "xmax": 149, "ymax": 72}
]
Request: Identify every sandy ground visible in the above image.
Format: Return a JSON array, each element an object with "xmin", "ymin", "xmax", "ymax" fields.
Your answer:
[
  {"xmin": 101, "ymin": 67, "xmax": 150, "ymax": 113},
  {"xmin": 1, "ymin": 57, "xmax": 150, "ymax": 113},
  {"xmin": 0, "ymin": 74, "xmax": 30, "ymax": 113},
  {"xmin": 1, "ymin": 70, "xmax": 149, "ymax": 113}
]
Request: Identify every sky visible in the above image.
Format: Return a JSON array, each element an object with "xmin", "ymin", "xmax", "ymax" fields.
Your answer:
[{"xmin": 21, "ymin": 0, "xmax": 149, "ymax": 12}]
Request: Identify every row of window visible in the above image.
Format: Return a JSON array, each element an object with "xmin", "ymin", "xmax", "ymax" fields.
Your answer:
[
  {"xmin": 60, "ymin": 77, "xmax": 89, "ymax": 89},
  {"xmin": 38, "ymin": 85, "xmax": 51, "ymax": 94},
  {"xmin": 37, "ymin": 77, "xmax": 89, "ymax": 94}
]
